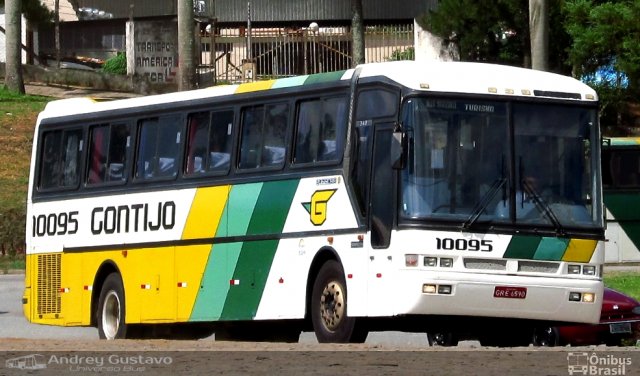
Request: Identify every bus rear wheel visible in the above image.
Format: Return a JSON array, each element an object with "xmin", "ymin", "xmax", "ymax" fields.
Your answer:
[
  {"xmin": 311, "ymin": 260, "xmax": 367, "ymax": 343},
  {"xmin": 97, "ymin": 273, "xmax": 128, "ymax": 340}
]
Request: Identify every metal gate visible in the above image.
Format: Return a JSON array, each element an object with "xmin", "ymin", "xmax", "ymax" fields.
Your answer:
[{"xmin": 197, "ymin": 24, "xmax": 414, "ymax": 85}]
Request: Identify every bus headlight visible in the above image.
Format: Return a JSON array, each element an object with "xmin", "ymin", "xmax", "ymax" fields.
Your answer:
[
  {"xmin": 440, "ymin": 258, "xmax": 453, "ymax": 268},
  {"xmin": 582, "ymin": 293, "xmax": 595, "ymax": 303},
  {"xmin": 582, "ymin": 266, "xmax": 596, "ymax": 276},
  {"xmin": 568, "ymin": 265, "xmax": 581, "ymax": 274},
  {"xmin": 424, "ymin": 257, "xmax": 437, "ymax": 267},
  {"xmin": 423, "ymin": 284, "xmax": 437, "ymax": 294},
  {"xmin": 569, "ymin": 292, "xmax": 582, "ymax": 302}
]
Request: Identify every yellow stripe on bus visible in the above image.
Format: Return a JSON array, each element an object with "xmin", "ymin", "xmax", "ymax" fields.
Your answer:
[
  {"xmin": 235, "ymin": 80, "xmax": 276, "ymax": 93},
  {"xmin": 562, "ymin": 239, "xmax": 598, "ymax": 263},
  {"xmin": 182, "ymin": 186, "xmax": 230, "ymax": 240}
]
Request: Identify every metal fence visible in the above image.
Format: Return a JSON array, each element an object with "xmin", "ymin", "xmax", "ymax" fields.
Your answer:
[{"xmin": 197, "ymin": 23, "xmax": 414, "ymax": 85}]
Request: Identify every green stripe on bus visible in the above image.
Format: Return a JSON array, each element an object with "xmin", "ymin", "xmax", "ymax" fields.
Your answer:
[
  {"xmin": 503, "ymin": 235, "xmax": 541, "ymax": 259},
  {"xmin": 272, "ymin": 75, "xmax": 309, "ymax": 89},
  {"xmin": 533, "ymin": 237, "xmax": 569, "ymax": 261},
  {"xmin": 190, "ymin": 242, "xmax": 242, "ymax": 321},
  {"xmin": 190, "ymin": 183, "xmax": 263, "ymax": 321},
  {"xmin": 304, "ymin": 70, "xmax": 347, "ymax": 85},
  {"xmin": 605, "ymin": 193, "xmax": 640, "ymax": 221},
  {"xmin": 245, "ymin": 180, "xmax": 300, "ymax": 235},
  {"xmin": 225, "ymin": 183, "xmax": 264, "ymax": 237},
  {"xmin": 221, "ymin": 180, "xmax": 299, "ymax": 320},
  {"xmin": 605, "ymin": 193, "xmax": 640, "ymax": 252}
]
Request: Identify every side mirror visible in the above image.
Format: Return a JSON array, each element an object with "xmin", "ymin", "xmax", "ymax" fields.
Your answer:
[{"xmin": 391, "ymin": 125, "xmax": 406, "ymax": 170}]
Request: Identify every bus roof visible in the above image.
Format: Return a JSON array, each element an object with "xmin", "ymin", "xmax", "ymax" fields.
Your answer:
[{"xmin": 38, "ymin": 61, "xmax": 597, "ymax": 120}]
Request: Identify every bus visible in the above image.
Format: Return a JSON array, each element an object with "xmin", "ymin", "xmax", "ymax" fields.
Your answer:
[
  {"xmin": 23, "ymin": 61, "xmax": 604, "ymax": 344},
  {"xmin": 602, "ymin": 137, "xmax": 640, "ymax": 263}
]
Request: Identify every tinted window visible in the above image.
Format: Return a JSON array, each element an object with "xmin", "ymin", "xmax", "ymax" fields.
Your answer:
[
  {"xmin": 603, "ymin": 149, "xmax": 640, "ymax": 189},
  {"xmin": 185, "ymin": 110, "xmax": 233, "ymax": 175},
  {"xmin": 356, "ymin": 89, "xmax": 398, "ymax": 120},
  {"xmin": 87, "ymin": 123, "xmax": 130, "ymax": 185},
  {"xmin": 239, "ymin": 103, "xmax": 288, "ymax": 169},
  {"xmin": 135, "ymin": 115, "xmax": 182, "ymax": 180},
  {"xmin": 38, "ymin": 129, "xmax": 83, "ymax": 190},
  {"xmin": 294, "ymin": 96, "xmax": 347, "ymax": 164}
]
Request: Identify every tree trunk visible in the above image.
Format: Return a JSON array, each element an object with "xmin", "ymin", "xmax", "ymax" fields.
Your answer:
[
  {"xmin": 351, "ymin": 0, "xmax": 365, "ymax": 67},
  {"xmin": 178, "ymin": 0, "xmax": 196, "ymax": 91},
  {"xmin": 529, "ymin": 0, "xmax": 549, "ymax": 71},
  {"xmin": 55, "ymin": 0, "xmax": 61, "ymax": 68},
  {"xmin": 4, "ymin": 0, "xmax": 25, "ymax": 93}
]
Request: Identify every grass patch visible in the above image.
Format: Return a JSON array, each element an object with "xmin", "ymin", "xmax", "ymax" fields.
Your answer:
[
  {"xmin": 604, "ymin": 272, "xmax": 640, "ymax": 301},
  {"xmin": 0, "ymin": 254, "xmax": 25, "ymax": 273},
  {"xmin": 0, "ymin": 87, "xmax": 51, "ymax": 255}
]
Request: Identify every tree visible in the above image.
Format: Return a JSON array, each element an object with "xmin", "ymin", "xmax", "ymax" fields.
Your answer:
[
  {"xmin": 564, "ymin": 0, "xmax": 640, "ymax": 134},
  {"xmin": 421, "ymin": 0, "xmax": 570, "ymax": 73},
  {"xmin": 4, "ymin": 0, "xmax": 25, "ymax": 94},
  {"xmin": 351, "ymin": 0, "xmax": 365, "ymax": 66},
  {"xmin": 177, "ymin": 0, "xmax": 196, "ymax": 90},
  {"xmin": 530, "ymin": 0, "xmax": 549, "ymax": 70}
]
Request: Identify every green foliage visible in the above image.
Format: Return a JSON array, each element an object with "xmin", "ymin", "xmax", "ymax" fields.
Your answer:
[
  {"xmin": 605, "ymin": 272, "xmax": 640, "ymax": 302},
  {"xmin": 0, "ymin": 0, "xmax": 54, "ymax": 25},
  {"xmin": 420, "ymin": 0, "xmax": 571, "ymax": 73},
  {"xmin": 387, "ymin": 47, "xmax": 415, "ymax": 61},
  {"xmin": 420, "ymin": 0, "xmax": 527, "ymax": 66},
  {"xmin": 102, "ymin": 52, "xmax": 127, "ymax": 75},
  {"xmin": 564, "ymin": 0, "xmax": 640, "ymax": 133},
  {"xmin": 564, "ymin": 0, "xmax": 639, "ymax": 85}
]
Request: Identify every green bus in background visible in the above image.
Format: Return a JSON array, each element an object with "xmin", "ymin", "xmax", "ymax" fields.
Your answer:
[{"xmin": 602, "ymin": 137, "xmax": 640, "ymax": 263}]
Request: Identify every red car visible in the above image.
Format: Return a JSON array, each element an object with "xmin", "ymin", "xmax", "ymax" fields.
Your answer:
[{"xmin": 533, "ymin": 288, "xmax": 640, "ymax": 346}]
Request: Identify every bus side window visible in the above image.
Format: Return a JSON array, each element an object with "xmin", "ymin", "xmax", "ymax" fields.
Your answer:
[
  {"xmin": 294, "ymin": 96, "xmax": 347, "ymax": 165},
  {"xmin": 135, "ymin": 115, "xmax": 182, "ymax": 180},
  {"xmin": 209, "ymin": 110, "xmax": 233, "ymax": 172},
  {"xmin": 87, "ymin": 123, "xmax": 129, "ymax": 185},
  {"xmin": 38, "ymin": 129, "xmax": 82, "ymax": 190},
  {"xmin": 185, "ymin": 112, "xmax": 209, "ymax": 174},
  {"xmin": 185, "ymin": 110, "xmax": 233, "ymax": 175},
  {"xmin": 239, "ymin": 103, "xmax": 288, "ymax": 170}
]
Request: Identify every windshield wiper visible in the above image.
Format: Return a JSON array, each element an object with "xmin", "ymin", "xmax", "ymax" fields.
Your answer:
[
  {"xmin": 522, "ymin": 179, "xmax": 566, "ymax": 236},
  {"xmin": 463, "ymin": 178, "xmax": 507, "ymax": 229}
]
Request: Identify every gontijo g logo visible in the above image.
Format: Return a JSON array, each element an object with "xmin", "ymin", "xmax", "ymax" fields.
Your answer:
[{"xmin": 302, "ymin": 189, "xmax": 337, "ymax": 226}]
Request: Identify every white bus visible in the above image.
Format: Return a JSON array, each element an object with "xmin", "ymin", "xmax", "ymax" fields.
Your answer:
[
  {"xmin": 23, "ymin": 61, "xmax": 604, "ymax": 344},
  {"xmin": 601, "ymin": 137, "xmax": 640, "ymax": 263}
]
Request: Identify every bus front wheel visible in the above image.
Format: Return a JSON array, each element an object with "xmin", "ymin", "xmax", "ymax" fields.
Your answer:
[
  {"xmin": 97, "ymin": 273, "xmax": 128, "ymax": 340},
  {"xmin": 311, "ymin": 260, "xmax": 367, "ymax": 343}
]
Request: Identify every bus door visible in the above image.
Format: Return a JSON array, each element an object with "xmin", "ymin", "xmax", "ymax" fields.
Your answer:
[
  {"xmin": 369, "ymin": 123, "xmax": 397, "ymax": 249},
  {"xmin": 366, "ymin": 122, "xmax": 398, "ymax": 316}
]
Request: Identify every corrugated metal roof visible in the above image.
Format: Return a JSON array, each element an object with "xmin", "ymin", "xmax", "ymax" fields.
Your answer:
[{"xmin": 73, "ymin": 0, "xmax": 438, "ymax": 22}]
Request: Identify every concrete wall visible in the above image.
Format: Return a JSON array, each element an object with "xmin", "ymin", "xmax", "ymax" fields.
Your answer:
[{"xmin": 126, "ymin": 19, "xmax": 179, "ymax": 84}]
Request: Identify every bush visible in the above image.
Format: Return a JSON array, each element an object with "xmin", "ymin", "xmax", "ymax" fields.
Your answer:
[{"xmin": 102, "ymin": 52, "xmax": 127, "ymax": 75}]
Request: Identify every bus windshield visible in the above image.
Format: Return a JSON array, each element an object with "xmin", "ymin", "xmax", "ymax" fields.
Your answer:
[{"xmin": 400, "ymin": 97, "xmax": 601, "ymax": 232}]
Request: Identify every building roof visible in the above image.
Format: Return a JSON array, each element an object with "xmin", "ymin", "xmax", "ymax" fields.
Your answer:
[{"xmin": 72, "ymin": 0, "xmax": 437, "ymax": 23}]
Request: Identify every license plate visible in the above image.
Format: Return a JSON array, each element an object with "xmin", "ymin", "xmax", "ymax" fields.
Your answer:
[
  {"xmin": 494, "ymin": 286, "xmax": 527, "ymax": 299},
  {"xmin": 609, "ymin": 322, "xmax": 632, "ymax": 334}
]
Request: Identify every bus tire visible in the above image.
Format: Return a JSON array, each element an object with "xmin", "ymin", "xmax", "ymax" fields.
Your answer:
[
  {"xmin": 311, "ymin": 260, "xmax": 367, "ymax": 343},
  {"xmin": 97, "ymin": 273, "xmax": 127, "ymax": 340}
]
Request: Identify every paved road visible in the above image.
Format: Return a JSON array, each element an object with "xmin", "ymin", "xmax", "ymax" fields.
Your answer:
[{"xmin": 0, "ymin": 274, "xmax": 435, "ymax": 346}]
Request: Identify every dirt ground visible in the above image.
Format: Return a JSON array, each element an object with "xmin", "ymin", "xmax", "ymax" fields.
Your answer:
[{"xmin": 1, "ymin": 338, "xmax": 639, "ymax": 376}]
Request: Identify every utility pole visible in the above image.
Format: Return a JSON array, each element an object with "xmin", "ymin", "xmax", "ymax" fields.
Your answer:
[
  {"xmin": 178, "ymin": 0, "xmax": 196, "ymax": 91},
  {"xmin": 529, "ymin": 0, "xmax": 549, "ymax": 71},
  {"xmin": 4, "ymin": 0, "xmax": 25, "ymax": 93}
]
